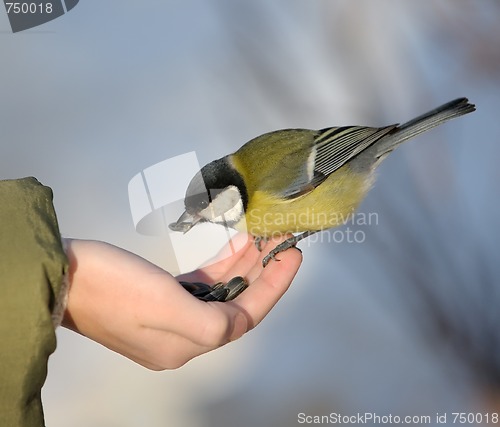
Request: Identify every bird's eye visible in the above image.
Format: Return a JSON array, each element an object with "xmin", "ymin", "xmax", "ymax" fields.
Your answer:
[{"xmin": 199, "ymin": 200, "xmax": 209, "ymax": 209}]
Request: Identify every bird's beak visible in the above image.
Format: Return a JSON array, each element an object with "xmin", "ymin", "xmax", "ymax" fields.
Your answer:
[{"xmin": 168, "ymin": 211, "xmax": 202, "ymax": 234}]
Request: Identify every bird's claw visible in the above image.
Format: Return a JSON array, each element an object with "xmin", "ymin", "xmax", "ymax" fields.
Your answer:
[
  {"xmin": 180, "ymin": 276, "xmax": 248, "ymax": 302},
  {"xmin": 262, "ymin": 236, "xmax": 299, "ymax": 268},
  {"xmin": 253, "ymin": 236, "xmax": 269, "ymax": 252}
]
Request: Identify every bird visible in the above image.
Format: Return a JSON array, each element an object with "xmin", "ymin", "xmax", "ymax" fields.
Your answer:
[{"xmin": 170, "ymin": 98, "xmax": 475, "ymax": 268}]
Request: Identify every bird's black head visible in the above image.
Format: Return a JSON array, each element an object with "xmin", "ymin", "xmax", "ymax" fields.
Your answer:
[
  {"xmin": 184, "ymin": 157, "xmax": 248, "ymax": 215},
  {"xmin": 168, "ymin": 156, "xmax": 248, "ymax": 233}
]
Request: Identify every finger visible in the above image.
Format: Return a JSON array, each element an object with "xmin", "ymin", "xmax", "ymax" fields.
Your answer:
[
  {"xmin": 204, "ymin": 232, "xmax": 254, "ymax": 269},
  {"xmin": 177, "ymin": 233, "xmax": 256, "ymax": 283},
  {"xmin": 228, "ymin": 244, "xmax": 302, "ymax": 329},
  {"xmin": 243, "ymin": 235, "xmax": 296, "ymax": 284},
  {"xmin": 206, "ymin": 234, "xmax": 296, "ymax": 283}
]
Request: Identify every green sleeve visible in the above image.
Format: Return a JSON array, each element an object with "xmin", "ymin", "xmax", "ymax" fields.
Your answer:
[{"xmin": 0, "ymin": 177, "xmax": 69, "ymax": 427}]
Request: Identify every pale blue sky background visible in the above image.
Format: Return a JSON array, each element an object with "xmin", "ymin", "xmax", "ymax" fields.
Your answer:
[{"xmin": 1, "ymin": 1, "xmax": 499, "ymax": 426}]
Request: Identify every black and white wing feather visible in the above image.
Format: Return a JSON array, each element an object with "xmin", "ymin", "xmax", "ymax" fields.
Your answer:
[{"xmin": 281, "ymin": 125, "xmax": 396, "ymax": 199}]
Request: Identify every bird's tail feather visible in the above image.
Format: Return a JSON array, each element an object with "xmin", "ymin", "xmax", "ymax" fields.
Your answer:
[{"xmin": 376, "ymin": 97, "xmax": 475, "ymax": 157}]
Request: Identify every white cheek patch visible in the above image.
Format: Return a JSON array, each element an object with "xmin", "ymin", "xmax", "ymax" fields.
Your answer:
[
  {"xmin": 199, "ymin": 186, "xmax": 244, "ymax": 224},
  {"xmin": 213, "ymin": 197, "xmax": 244, "ymax": 224}
]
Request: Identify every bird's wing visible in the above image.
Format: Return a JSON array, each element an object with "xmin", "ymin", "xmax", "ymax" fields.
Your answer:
[{"xmin": 280, "ymin": 125, "xmax": 397, "ymax": 199}]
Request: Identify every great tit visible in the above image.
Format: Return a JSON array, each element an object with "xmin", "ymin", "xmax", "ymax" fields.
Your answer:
[{"xmin": 170, "ymin": 98, "xmax": 475, "ymax": 267}]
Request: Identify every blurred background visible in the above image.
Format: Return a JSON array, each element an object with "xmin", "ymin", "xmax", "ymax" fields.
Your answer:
[{"xmin": 2, "ymin": 1, "xmax": 500, "ymax": 426}]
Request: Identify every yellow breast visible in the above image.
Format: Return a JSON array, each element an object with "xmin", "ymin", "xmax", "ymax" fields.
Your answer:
[{"xmin": 235, "ymin": 164, "xmax": 372, "ymax": 237}]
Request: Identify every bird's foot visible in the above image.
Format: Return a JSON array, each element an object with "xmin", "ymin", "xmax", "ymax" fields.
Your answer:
[
  {"xmin": 253, "ymin": 236, "xmax": 269, "ymax": 252},
  {"xmin": 262, "ymin": 231, "xmax": 314, "ymax": 267},
  {"xmin": 262, "ymin": 235, "xmax": 301, "ymax": 268}
]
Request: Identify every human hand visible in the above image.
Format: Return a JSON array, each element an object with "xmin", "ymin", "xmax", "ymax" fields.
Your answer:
[{"xmin": 62, "ymin": 235, "xmax": 302, "ymax": 370}]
